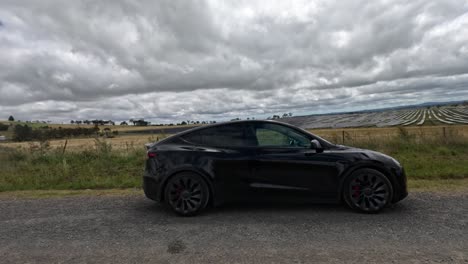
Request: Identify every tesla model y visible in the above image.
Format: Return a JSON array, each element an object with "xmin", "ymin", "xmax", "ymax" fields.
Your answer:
[{"xmin": 143, "ymin": 120, "xmax": 407, "ymax": 216}]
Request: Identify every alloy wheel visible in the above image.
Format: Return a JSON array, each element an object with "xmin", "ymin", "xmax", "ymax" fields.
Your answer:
[
  {"xmin": 167, "ymin": 175, "xmax": 206, "ymax": 215},
  {"xmin": 349, "ymin": 173, "xmax": 390, "ymax": 212}
]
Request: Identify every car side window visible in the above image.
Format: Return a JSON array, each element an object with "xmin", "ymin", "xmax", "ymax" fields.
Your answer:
[
  {"xmin": 255, "ymin": 123, "xmax": 310, "ymax": 148},
  {"xmin": 181, "ymin": 124, "xmax": 255, "ymax": 147}
]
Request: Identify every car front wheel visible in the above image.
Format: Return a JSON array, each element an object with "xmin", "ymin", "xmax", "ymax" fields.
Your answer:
[{"xmin": 343, "ymin": 168, "xmax": 393, "ymax": 213}]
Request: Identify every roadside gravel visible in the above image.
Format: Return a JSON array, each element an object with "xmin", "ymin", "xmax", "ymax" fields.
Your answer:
[{"xmin": 0, "ymin": 192, "xmax": 467, "ymax": 263}]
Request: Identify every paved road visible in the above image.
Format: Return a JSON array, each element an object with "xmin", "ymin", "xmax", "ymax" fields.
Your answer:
[{"xmin": 1, "ymin": 192, "xmax": 467, "ymax": 263}]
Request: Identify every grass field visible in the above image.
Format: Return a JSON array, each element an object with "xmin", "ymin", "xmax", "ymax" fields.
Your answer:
[
  {"xmin": 2, "ymin": 134, "xmax": 163, "ymax": 151},
  {"xmin": 1, "ymin": 125, "xmax": 468, "ymax": 193},
  {"xmin": 3, "ymin": 124, "xmax": 468, "ymax": 150}
]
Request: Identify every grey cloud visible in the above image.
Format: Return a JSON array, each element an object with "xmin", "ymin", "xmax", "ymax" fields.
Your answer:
[{"xmin": 0, "ymin": 0, "xmax": 467, "ymax": 122}]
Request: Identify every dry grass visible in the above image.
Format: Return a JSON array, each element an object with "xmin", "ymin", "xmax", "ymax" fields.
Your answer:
[
  {"xmin": 309, "ymin": 124, "xmax": 468, "ymax": 144},
  {"xmin": 1, "ymin": 134, "xmax": 163, "ymax": 151},
  {"xmin": 1, "ymin": 124, "xmax": 468, "ymax": 152}
]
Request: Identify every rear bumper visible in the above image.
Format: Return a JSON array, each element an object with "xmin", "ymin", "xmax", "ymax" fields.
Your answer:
[
  {"xmin": 143, "ymin": 176, "xmax": 161, "ymax": 201},
  {"xmin": 143, "ymin": 157, "xmax": 163, "ymax": 201}
]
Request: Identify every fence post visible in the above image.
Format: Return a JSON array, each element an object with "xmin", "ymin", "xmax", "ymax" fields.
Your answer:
[
  {"xmin": 443, "ymin": 127, "xmax": 446, "ymax": 139},
  {"xmin": 342, "ymin": 130, "xmax": 345, "ymax": 144}
]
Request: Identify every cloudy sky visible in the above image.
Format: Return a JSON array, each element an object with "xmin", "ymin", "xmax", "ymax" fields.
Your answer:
[{"xmin": 1, "ymin": 0, "xmax": 468, "ymax": 123}]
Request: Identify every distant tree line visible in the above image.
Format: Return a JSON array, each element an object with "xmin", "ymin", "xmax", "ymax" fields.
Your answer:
[
  {"xmin": 179, "ymin": 120, "xmax": 217, "ymax": 125},
  {"xmin": 71, "ymin": 119, "xmax": 149, "ymax": 126},
  {"xmin": 13, "ymin": 124, "xmax": 99, "ymax": 142},
  {"xmin": 267, "ymin": 113, "xmax": 293, "ymax": 120},
  {"xmin": 71, "ymin": 120, "xmax": 115, "ymax": 125},
  {"xmin": 129, "ymin": 119, "xmax": 150, "ymax": 126}
]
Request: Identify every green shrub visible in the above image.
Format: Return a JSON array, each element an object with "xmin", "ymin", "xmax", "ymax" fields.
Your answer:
[{"xmin": 0, "ymin": 123, "xmax": 9, "ymax": 131}]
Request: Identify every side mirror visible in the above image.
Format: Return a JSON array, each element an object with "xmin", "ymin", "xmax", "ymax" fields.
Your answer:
[{"xmin": 310, "ymin": 139, "xmax": 323, "ymax": 153}]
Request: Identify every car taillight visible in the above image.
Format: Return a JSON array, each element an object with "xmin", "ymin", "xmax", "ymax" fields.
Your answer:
[{"xmin": 147, "ymin": 152, "xmax": 157, "ymax": 158}]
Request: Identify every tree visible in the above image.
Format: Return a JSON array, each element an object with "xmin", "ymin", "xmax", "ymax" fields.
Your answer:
[
  {"xmin": 13, "ymin": 124, "xmax": 32, "ymax": 141},
  {"xmin": 133, "ymin": 119, "xmax": 148, "ymax": 126},
  {"xmin": 8, "ymin": 115, "xmax": 14, "ymax": 122}
]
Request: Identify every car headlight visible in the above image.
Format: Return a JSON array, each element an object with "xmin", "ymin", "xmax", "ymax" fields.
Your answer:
[{"xmin": 379, "ymin": 153, "xmax": 401, "ymax": 167}]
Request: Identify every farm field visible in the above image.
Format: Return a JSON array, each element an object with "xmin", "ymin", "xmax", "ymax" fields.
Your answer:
[
  {"xmin": 1, "ymin": 103, "xmax": 468, "ymax": 193},
  {"xmin": 283, "ymin": 104, "xmax": 468, "ymax": 129},
  {"xmin": 2, "ymin": 124, "xmax": 468, "ymax": 151},
  {"xmin": 1, "ymin": 124, "xmax": 468, "ymax": 192},
  {"xmin": 2, "ymin": 104, "xmax": 468, "ymax": 137},
  {"xmin": 1, "ymin": 133, "xmax": 163, "ymax": 151},
  {"xmin": 310, "ymin": 124, "xmax": 468, "ymax": 144},
  {"xmin": 1, "ymin": 104, "xmax": 468, "ymax": 142}
]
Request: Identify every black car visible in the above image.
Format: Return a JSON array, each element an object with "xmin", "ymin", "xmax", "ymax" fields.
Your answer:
[{"xmin": 143, "ymin": 120, "xmax": 407, "ymax": 216}]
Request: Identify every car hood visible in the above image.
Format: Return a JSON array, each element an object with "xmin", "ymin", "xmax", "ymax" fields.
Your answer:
[{"xmin": 331, "ymin": 145, "xmax": 400, "ymax": 166}]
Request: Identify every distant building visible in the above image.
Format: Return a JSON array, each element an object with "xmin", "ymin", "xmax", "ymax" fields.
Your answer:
[{"xmin": 0, "ymin": 136, "xmax": 6, "ymax": 141}]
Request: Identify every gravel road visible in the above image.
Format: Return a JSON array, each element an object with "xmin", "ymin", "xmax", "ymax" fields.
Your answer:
[{"xmin": 0, "ymin": 192, "xmax": 467, "ymax": 263}]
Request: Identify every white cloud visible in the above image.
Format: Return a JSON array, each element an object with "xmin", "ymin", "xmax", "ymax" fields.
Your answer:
[{"xmin": 0, "ymin": 0, "xmax": 467, "ymax": 123}]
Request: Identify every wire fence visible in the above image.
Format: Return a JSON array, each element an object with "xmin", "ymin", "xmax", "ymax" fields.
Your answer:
[{"xmin": 310, "ymin": 125, "xmax": 468, "ymax": 145}]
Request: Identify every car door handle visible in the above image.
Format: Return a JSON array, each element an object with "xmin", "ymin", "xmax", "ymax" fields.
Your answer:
[{"xmin": 304, "ymin": 151, "xmax": 316, "ymax": 156}]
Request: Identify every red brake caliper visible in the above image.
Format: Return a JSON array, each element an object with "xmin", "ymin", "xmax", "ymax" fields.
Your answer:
[
  {"xmin": 175, "ymin": 186, "xmax": 184, "ymax": 199},
  {"xmin": 352, "ymin": 180, "xmax": 360, "ymax": 198}
]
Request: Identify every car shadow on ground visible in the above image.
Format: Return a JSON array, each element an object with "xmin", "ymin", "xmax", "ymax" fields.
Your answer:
[{"xmin": 138, "ymin": 198, "xmax": 412, "ymax": 219}]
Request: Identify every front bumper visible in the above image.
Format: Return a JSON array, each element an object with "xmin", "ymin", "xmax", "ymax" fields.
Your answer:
[{"xmin": 392, "ymin": 166, "xmax": 408, "ymax": 203}]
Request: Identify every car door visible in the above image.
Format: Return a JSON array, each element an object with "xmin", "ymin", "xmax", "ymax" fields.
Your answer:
[
  {"xmin": 181, "ymin": 123, "xmax": 257, "ymax": 202},
  {"xmin": 248, "ymin": 123, "xmax": 342, "ymax": 201}
]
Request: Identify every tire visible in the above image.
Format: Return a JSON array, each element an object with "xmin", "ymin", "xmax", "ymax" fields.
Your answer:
[
  {"xmin": 164, "ymin": 172, "xmax": 210, "ymax": 216},
  {"xmin": 343, "ymin": 168, "xmax": 393, "ymax": 213}
]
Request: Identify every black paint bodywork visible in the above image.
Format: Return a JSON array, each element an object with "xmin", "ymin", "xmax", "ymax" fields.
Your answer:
[{"xmin": 143, "ymin": 120, "xmax": 408, "ymax": 206}]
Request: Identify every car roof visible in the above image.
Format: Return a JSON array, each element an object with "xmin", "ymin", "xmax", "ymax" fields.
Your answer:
[
  {"xmin": 152, "ymin": 119, "xmax": 334, "ymax": 148},
  {"xmin": 176, "ymin": 119, "xmax": 294, "ymax": 136}
]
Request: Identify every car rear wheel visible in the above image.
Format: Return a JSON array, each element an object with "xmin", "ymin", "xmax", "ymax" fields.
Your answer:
[
  {"xmin": 343, "ymin": 168, "xmax": 393, "ymax": 213},
  {"xmin": 164, "ymin": 172, "xmax": 209, "ymax": 216}
]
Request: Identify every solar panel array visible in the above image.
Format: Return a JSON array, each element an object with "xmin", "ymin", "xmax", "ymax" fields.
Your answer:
[{"xmin": 281, "ymin": 105, "xmax": 468, "ymax": 129}]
